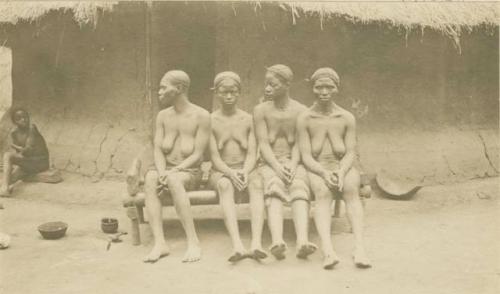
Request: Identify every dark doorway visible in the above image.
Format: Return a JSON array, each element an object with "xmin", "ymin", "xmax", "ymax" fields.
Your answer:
[{"xmin": 151, "ymin": 1, "xmax": 217, "ymax": 111}]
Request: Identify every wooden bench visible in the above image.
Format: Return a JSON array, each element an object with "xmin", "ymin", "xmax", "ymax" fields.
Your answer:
[{"xmin": 122, "ymin": 165, "xmax": 371, "ymax": 246}]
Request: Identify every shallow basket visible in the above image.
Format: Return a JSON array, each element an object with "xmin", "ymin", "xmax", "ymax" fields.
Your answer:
[{"xmin": 38, "ymin": 221, "xmax": 68, "ymax": 240}]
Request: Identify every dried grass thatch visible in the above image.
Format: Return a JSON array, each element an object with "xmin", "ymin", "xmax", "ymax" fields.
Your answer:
[
  {"xmin": 0, "ymin": 1, "xmax": 115, "ymax": 25},
  {"xmin": 2, "ymin": 1, "xmax": 498, "ymax": 30},
  {"xmin": 261, "ymin": 1, "xmax": 499, "ymax": 53},
  {"xmin": 0, "ymin": 1, "xmax": 498, "ymax": 51},
  {"xmin": 281, "ymin": 1, "xmax": 499, "ymax": 29}
]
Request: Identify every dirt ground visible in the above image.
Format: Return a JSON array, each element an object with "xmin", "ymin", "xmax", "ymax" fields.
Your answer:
[{"xmin": 0, "ymin": 174, "xmax": 498, "ymax": 294}]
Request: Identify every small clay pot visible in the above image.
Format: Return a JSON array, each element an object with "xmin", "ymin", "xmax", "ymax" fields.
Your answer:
[{"xmin": 101, "ymin": 218, "xmax": 118, "ymax": 234}]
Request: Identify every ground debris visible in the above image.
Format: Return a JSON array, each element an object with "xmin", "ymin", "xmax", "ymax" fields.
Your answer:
[{"xmin": 476, "ymin": 191, "xmax": 492, "ymax": 200}]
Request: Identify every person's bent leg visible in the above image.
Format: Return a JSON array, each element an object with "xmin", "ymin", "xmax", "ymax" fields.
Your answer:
[
  {"xmin": 166, "ymin": 172, "xmax": 201, "ymax": 263},
  {"xmin": 248, "ymin": 173, "xmax": 267, "ymax": 259},
  {"xmin": 217, "ymin": 177, "xmax": 246, "ymax": 262},
  {"xmin": 1, "ymin": 152, "xmax": 13, "ymax": 195},
  {"xmin": 143, "ymin": 170, "xmax": 170, "ymax": 262},
  {"xmin": 1, "ymin": 152, "xmax": 25, "ymax": 196},
  {"xmin": 342, "ymin": 168, "xmax": 371, "ymax": 268},
  {"xmin": 310, "ymin": 172, "xmax": 339, "ymax": 269}
]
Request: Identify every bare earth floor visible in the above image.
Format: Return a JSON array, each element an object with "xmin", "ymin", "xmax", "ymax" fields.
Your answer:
[{"xmin": 0, "ymin": 175, "xmax": 498, "ymax": 294}]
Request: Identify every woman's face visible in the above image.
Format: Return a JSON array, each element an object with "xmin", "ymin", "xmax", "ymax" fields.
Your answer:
[
  {"xmin": 313, "ymin": 77, "xmax": 339, "ymax": 103},
  {"xmin": 13, "ymin": 111, "xmax": 29, "ymax": 128},
  {"xmin": 215, "ymin": 79, "xmax": 240, "ymax": 107},
  {"xmin": 264, "ymin": 72, "xmax": 288, "ymax": 100},
  {"xmin": 158, "ymin": 77, "xmax": 182, "ymax": 106}
]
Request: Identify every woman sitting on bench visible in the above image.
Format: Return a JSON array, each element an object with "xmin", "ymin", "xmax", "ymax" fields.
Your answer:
[{"xmin": 208, "ymin": 71, "xmax": 267, "ymax": 263}]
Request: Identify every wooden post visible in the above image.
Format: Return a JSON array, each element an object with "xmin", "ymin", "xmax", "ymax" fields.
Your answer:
[
  {"xmin": 145, "ymin": 1, "xmax": 153, "ymax": 107},
  {"xmin": 126, "ymin": 206, "xmax": 141, "ymax": 246}
]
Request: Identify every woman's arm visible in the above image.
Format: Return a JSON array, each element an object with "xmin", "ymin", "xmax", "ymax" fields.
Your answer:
[{"xmin": 242, "ymin": 122, "xmax": 257, "ymax": 174}]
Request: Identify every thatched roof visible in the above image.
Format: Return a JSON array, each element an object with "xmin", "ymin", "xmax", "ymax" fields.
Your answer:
[
  {"xmin": 282, "ymin": 1, "xmax": 499, "ymax": 29},
  {"xmin": 1, "ymin": 1, "xmax": 498, "ymax": 29},
  {"xmin": 274, "ymin": 1, "xmax": 499, "ymax": 53},
  {"xmin": 0, "ymin": 1, "xmax": 114, "ymax": 25},
  {"xmin": 0, "ymin": 1, "xmax": 498, "ymax": 46}
]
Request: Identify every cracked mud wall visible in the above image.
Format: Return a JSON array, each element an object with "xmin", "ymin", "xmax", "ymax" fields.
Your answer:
[
  {"xmin": 0, "ymin": 2, "xmax": 218, "ymax": 179},
  {"xmin": 0, "ymin": 3, "xmax": 153, "ymax": 179},
  {"xmin": 215, "ymin": 4, "xmax": 499, "ymax": 184},
  {"xmin": 0, "ymin": 3, "xmax": 498, "ymax": 184}
]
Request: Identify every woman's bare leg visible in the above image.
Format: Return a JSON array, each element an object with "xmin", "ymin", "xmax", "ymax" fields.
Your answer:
[{"xmin": 342, "ymin": 168, "xmax": 371, "ymax": 268}]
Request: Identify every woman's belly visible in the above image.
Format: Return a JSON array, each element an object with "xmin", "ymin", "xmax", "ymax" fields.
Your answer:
[
  {"xmin": 271, "ymin": 136, "xmax": 292, "ymax": 162},
  {"xmin": 164, "ymin": 135, "xmax": 195, "ymax": 166},
  {"xmin": 220, "ymin": 139, "xmax": 246, "ymax": 167},
  {"xmin": 314, "ymin": 140, "xmax": 341, "ymax": 170}
]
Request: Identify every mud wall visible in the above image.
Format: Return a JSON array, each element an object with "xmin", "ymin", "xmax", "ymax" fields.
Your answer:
[
  {"xmin": 0, "ymin": 2, "xmax": 151, "ymax": 179},
  {"xmin": 215, "ymin": 3, "xmax": 499, "ymax": 184},
  {"xmin": 0, "ymin": 2, "xmax": 219, "ymax": 179},
  {"xmin": 0, "ymin": 2, "xmax": 498, "ymax": 184}
]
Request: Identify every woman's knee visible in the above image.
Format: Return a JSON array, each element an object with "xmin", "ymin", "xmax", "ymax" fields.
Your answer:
[
  {"xmin": 165, "ymin": 172, "xmax": 184, "ymax": 187},
  {"xmin": 144, "ymin": 170, "xmax": 159, "ymax": 187},
  {"xmin": 310, "ymin": 177, "xmax": 332, "ymax": 201},
  {"xmin": 344, "ymin": 168, "xmax": 360, "ymax": 189},
  {"xmin": 314, "ymin": 187, "xmax": 333, "ymax": 201},
  {"xmin": 216, "ymin": 177, "xmax": 233, "ymax": 193},
  {"xmin": 247, "ymin": 175, "xmax": 263, "ymax": 191}
]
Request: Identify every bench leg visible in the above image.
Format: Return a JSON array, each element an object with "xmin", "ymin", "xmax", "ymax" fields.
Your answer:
[
  {"xmin": 333, "ymin": 198, "xmax": 341, "ymax": 218},
  {"xmin": 126, "ymin": 206, "xmax": 141, "ymax": 246},
  {"xmin": 137, "ymin": 205, "xmax": 146, "ymax": 224}
]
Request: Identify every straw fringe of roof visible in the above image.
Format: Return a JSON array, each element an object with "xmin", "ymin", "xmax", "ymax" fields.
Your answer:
[
  {"xmin": 283, "ymin": 2, "xmax": 499, "ymax": 29},
  {"xmin": 0, "ymin": 1, "xmax": 115, "ymax": 26},
  {"xmin": 270, "ymin": 2, "xmax": 499, "ymax": 54},
  {"xmin": 1, "ymin": 1, "xmax": 498, "ymax": 29}
]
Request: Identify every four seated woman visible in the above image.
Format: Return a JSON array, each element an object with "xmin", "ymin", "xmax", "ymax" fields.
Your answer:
[{"xmin": 1, "ymin": 67, "xmax": 371, "ymax": 270}]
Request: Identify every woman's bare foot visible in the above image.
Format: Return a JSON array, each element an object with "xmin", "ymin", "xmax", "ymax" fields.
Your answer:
[
  {"xmin": 143, "ymin": 243, "xmax": 170, "ymax": 263},
  {"xmin": 269, "ymin": 243, "xmax": 287, "ymax": 260},
  {"xmin": 182, "ymin": 244, "xmax": 202, "ymax": 263},
  {"xmin": 228, "ymin": 251, "xmax": 248, "ymax": 263},
  {"xmin": 250, "ymin": 246, "xmax": 268, "ymax": 260},
  {"xmin": 296, "ymin": 242, "xmax": 318, "ymax": 259},
  {"xmin": 228, "ymin": 243, "xmax": 248, "ymax": 263},
  {"xmin": 323, "ymin": 252, "xmax": 340, "ymax": 270},
  {"xmin": 353, "ymin": 248, "xmax": 371, "ymax": 268}
]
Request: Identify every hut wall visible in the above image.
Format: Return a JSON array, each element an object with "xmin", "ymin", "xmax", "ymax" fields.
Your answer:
[
  {"xmin": 1, "ymin": 2, "xmax": 151, "ymax": 178},
  {"xmin": 0, "ymin": 2, "xmax": 219, "ymax": 178},
  {"xmin": 215, "ymin": 3, "xmax": 499, "ymax": 184},
  {"xmin": 0, "ymin": 3, "xmax": 498, "ymax": 185}
]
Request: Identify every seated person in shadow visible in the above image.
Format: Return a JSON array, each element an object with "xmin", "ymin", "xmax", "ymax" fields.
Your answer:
[{"xmin": 1, "ymin": 108, "xmax": 49, "ymax": 197}]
